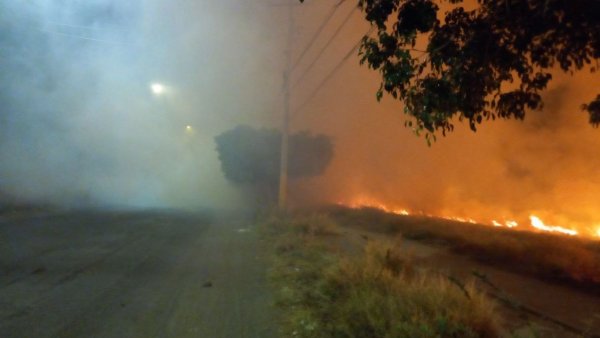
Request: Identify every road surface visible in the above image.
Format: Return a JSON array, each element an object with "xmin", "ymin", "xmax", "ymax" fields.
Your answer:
[{"xmin": 0, "ymin": 210, "xmax": 276, "ymax": 338}]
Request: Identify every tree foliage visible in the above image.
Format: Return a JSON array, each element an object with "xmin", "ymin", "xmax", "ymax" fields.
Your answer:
[
  {"xmin": 214, "ymin": 125, "xmax": 334, "ymax": 195},
  {"xmin": 306, "ymin": 0, "xmax": 600, "ymax": 136}
]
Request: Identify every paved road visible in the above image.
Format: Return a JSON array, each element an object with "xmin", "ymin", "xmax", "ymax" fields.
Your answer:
[{"xmin": 0, "ymin": 210, "xmax": 276, "ymax": 338}]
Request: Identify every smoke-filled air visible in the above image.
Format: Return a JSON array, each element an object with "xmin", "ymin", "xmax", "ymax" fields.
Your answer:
[
  {"xmin": 289, "ymin": 2, "xmax": 600, "ymax": 238},
  {"xmin": 0, "ymin": 0, "xmax": 285, "ymax": 209},
  {"xmin": 1, "ymin": 1, "xmax": 600, "ymax": 236},
  {"xmin": 3, "ymin": 1, "xmax": 600, "ymax": 337}
]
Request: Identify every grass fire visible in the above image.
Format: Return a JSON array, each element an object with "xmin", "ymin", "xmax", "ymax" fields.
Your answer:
[{"xmin": 338, "ymin": 196, "xmax": 586, "ymax": 237}]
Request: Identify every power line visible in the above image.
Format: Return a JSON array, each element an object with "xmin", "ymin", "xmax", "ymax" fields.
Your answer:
[
  {"xmin": 293, "ymin": 26, "xmax": 374, "ymax": 116},
  {"xmin": 39, "ymin": 29, "xmax": 127, "ymax": 45},
  {"xmin": 291, "ymin": 3, "xmax": 358, "ymax": 89},
  {"xmin": 1, "ymin": 7, "xmax": 128, "ymax": 33},
  {"xmin": 290, "ymin": 0, "xmax": 347, "ymax": 72},
  {"xmin": 41, "ymin": 20, "xmax": 124, "ymax": 32},
  {"xmin": 1, "ymin": 9, "xmax": 129, "ymax": 45},
  {"xmin": 277, "ymin": 0, "xmax": 295, "ymax": 209}
]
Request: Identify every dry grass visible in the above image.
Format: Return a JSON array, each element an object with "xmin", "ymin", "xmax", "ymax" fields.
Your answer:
[
  {"xmin": 319, "ymin": 242, "xmax": 501, "ymax": 338},
  {"xmin": 260, "ymin": 212, "xmax": 502, "ymax": 338},
  {"xmin": 325, "ymin": 206, "xmax": 600, "ymax": 293}
]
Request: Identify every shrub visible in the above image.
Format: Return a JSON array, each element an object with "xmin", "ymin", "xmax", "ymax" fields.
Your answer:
[
  {"xmin": 316, "ymin": 243, "xmax": 500, "ymax": 338},
  {"xmin": 262, "ymin": 214, "xmax": 501, "ymax": 338}
]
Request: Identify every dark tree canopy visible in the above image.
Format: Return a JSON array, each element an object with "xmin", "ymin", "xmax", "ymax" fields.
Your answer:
[
  {"xmin": 214, "ymin": 125, "xmax": 334, "ymax": 194},
  {"xmin": 306, "ymin": 0, "xmax": 600, "ymax": 138}
]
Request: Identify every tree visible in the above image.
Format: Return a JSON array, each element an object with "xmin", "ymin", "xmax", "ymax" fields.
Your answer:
[
  {"xmin": 304, "ymin": 0, "xmax": 600, "ymax": 138},
  {"xmin": 214, "ymin": 125, "xmax": 334, "ymax": 203}
]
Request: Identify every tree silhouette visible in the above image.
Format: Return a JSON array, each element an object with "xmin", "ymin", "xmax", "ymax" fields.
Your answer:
[
  {"xmin": 302, "ymin": 0, "xmax": 600, "ymax": 139},
  {"xmin": 214, "ymin": 125, "xmax": 334, "ymax": 203}
]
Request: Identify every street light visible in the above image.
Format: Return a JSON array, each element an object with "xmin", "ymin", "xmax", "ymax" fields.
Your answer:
[{"xmin": 150, "ymin": 83, "xmax": 165, "ymax": 95}]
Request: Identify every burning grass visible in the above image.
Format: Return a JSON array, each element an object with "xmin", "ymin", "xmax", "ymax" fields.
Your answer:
[
  {"xmin": 260, "ymin": 212, "xmax": 502, "ymax": 338},
  {"xmin": 325, "ymin": 206, "xmax": 600, "ymax": 293}
]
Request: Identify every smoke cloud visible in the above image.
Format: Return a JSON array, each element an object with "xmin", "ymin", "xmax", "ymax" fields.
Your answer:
[
  {"xmin": 0, "ymin": 0, "xmax": 285, "ymax": 209},
  {"xmin": 289, "ymin": 1, "xmax": 600, "ymax": 236},
  {"xmin": 2, "ymin": 0, "xmax": 599, "ymax": 236}
]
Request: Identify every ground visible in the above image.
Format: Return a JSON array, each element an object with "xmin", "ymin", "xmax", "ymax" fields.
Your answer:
[
  {"xmin": 3, "ymin": 208, "xmax": 600, "ymax": 337},
  {"xmin": 0, "ymin": 209, "xmax": 276, "ymax": 338},
  {"xmin": 336, "ymin": 224, "xmax": 600, "ymax": 337}
]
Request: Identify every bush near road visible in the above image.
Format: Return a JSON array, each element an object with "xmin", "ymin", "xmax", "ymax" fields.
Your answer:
[{"xmin": 260, "ymin": 212, "xmax": 501, "ymax": 338}]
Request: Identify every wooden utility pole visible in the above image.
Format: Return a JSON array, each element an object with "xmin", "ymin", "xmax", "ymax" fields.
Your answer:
[{"xmin": 278, "ymin": 1, "xmax": 294, "ymax": 210}]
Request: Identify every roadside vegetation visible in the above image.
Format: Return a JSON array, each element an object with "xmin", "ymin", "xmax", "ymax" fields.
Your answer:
[
  {"xmin": 326, "ymin": 206, "xmax": 600, "ymax": 294},
  {"xmin": 259, "ymin": 212, "xmax": 502, "ymax": 338}
]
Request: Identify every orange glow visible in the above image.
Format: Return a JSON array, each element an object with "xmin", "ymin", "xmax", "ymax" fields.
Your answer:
[
  {"xmin": 343, "ymin": 197, "xmax": 410, "ymax": 216},
  {"xmin": 339, "ymin": 197, "xmax": 591, "ymax": 237},
  {"xmin": 443, "ymin": 216, "xmax": 477, "ymax": 224},
  {"xmin": 489, "ymin": 220, "xmax": 519, "ymax": 228},
  {"xmin": 529, "ymin": 215, "xmax": 578, "ymax": 236}
]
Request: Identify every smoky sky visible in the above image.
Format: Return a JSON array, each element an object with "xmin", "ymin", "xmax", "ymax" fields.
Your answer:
[
  {"xmin": 1, "ymin": 0, "xmax": 599, "ymax": 235},
  {"xmin": 0, "ymin": 0, "xmax": 286, "ymax": 209},
  {"xmin": 288, "ymin": 1, "xmax": 600, "ymax": 236}
]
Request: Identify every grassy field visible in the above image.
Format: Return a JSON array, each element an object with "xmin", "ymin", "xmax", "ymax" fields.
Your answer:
[
  {"xmin": 324, "ymin": 206, "xmax": 600, "ymax": 294},
  {"xmin": 259, "ymin": 212, "xmax": 503, "ymax": 338}
]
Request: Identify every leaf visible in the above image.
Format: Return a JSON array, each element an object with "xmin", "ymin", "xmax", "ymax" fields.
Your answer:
[{"xmin": 352, "ymin": 0, "xmax": 600, "ymax": 138}]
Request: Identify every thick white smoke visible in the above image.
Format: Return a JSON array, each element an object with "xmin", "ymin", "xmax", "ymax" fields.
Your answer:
[{"xmin": 0, "ymin": 0, "xmax": 285, "ymax": 209}]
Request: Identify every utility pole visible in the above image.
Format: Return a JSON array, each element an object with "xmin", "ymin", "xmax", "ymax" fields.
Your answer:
[{"xmin": 278, "ymin": 1, "xmax": 294, "ymax": 210}]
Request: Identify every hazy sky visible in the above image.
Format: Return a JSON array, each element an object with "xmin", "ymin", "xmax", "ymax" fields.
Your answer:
[
  {"xmin": 0, "ymin": 0, "xmax": 286, "ymax": 209},
  {"xmin": 288, "ymin": 1, "xmax": 600, "ymax": 236},
  {"xmin": 1, "ymin": 0, "xmax": 600, "ymax": 235}
]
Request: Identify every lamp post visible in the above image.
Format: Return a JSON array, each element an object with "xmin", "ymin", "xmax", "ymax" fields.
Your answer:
[{"xmin": 278, "ymin": 1, "xmax": 294, "ymax": 210}]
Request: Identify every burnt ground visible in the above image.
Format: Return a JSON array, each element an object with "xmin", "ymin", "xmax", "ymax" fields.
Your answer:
[{"xmin": 0, "ymin": 209, "xmax": 276, "ymax": 338}]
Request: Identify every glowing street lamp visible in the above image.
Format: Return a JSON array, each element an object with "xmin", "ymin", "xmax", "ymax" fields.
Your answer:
[{"xmin": 150, "ymin": 83, "xmax": 165, "ymax": 95}]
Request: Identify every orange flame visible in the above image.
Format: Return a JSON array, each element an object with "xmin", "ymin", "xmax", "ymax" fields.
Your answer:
[
  {"xmin": 342, "ymin": 197, "xmax": 410, "ymax": 216},
  {"xmin": 490, "ymin": 219, "xmax": 519, "ymax": 228},
  {"xmin": 442, "ymin": 216, "xmax": 477, "ymax": 224},
  {"xmin": 529, "ymin": 216, "xmax": 578, "ymax": 236},
  {"xmin": 339, "ymin": 196, "xmax": 593, "ymax": 237}
]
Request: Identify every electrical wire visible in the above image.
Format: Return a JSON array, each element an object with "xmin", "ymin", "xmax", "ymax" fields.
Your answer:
[
  {"xmin": 290, "ymin": 0, "xmax": 347, "ymax": 72},
  {"xmin": 40, "ymin": 29, "xmax": 127, "ymax": 45},
  {"xmin": 293, "ymin": 26, "xmax": 374, "ymax": 116},
  {"xmin": 291, "ymin": 3, "xmax": 358, "ymax": 89}
]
